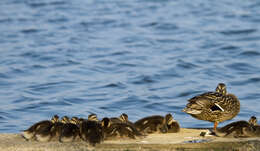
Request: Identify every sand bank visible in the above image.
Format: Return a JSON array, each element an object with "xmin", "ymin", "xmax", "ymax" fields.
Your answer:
[{"xmin": 0, "ymin": 128, "xmax": 259, "ymax": 151}]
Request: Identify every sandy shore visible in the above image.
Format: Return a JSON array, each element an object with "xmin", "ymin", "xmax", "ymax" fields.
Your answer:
[{"xmin": 1, "ymin": 128, "xmax": 260, "ymax": 151}]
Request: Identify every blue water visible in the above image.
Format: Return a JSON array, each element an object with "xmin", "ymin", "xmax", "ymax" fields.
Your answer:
[{"xmin": 1, "ymin": 0, "xmax": 260, "ymax": 133}]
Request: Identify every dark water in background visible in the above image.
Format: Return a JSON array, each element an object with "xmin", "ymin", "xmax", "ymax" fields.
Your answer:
[{"xmin": 0, "ymin": 0, "xmax": 260, "ymax": 133}]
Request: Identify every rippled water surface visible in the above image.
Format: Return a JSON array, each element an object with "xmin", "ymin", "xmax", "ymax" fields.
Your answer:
[{"xmin": 1, "ymin": 0, "xmax": 260, "ymax": 133}]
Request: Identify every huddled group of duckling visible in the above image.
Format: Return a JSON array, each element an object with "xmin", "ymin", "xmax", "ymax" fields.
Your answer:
[
  {"xmin": 22, "ymin": 113, "xmax": 180, "ymax": 146},
  {"xmin": 22, "ymin": 83, "xmax": 260, "ymax": 145}
]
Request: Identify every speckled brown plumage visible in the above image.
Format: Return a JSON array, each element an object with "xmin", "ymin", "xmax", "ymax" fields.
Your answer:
[{"xmin": 183, "ymin": 83, "xmax": 240, "ymax": 131}]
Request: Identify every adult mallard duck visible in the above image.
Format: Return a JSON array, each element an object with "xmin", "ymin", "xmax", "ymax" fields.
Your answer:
[{"xmin": 182, "ymin": 83, "xmax": 240, "ymax": 131}]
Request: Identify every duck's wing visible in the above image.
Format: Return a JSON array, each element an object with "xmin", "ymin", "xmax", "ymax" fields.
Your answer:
[
  {"xmin": 188, "ymin": 92, "xmax": 222, "ymax": 102},
  {"xmin": 215, "ymin": 94, "xmax": 240, "ymax": 112},
  {"xmin": 184, "ymin": 92, "xmax": 224, "ymax": 114}
]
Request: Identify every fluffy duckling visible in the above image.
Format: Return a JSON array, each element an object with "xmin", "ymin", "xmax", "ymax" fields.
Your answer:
[
  {"xmin": 134, "ymin": 114, "xmax": 173, "ymax": 134},
  {"xmin": 216, "ymin": 120, "xmax": 250, "ymax": 137},
  {"xmin": 216, "ymin": 116, "xmax": 259, "ymax": 138},
  {"xmin": 37, "ymin": 116, "xmax": 67, "ymax": 142},
  {"xmin": 241, "ymin": 116, "xmax": 260, "ymax": 137},
  {"xmin": 166, "ymin": 115, "xmax": 180, "ymax": 133},
  {"xmin": 110, "ymin": 113, "xmax": 135, "ymax": 126},
  {"xmin": 22, "ymin": 115, "xmax": 59, "ymax": 141},
  {"xmin": 79, "ymin": 118, "xmax": 104, "ymax": 146},
  {"xmin": 183, "ymin": 83, "xmax": 240, "ymax": 132},
  {"xmin": 249, "ymin": 116, "xmax": 258, "ymax": 126},
  {"xmin": 34, "ymin": 115, "xmax": 63, "ymax": 142},
  {"xmin": 59, "ymin": 117, "xmax": 80, "ymax": 142},
  {"xmin": 102, "ymin": 117, "xmax": 144, "ymax": 140}
]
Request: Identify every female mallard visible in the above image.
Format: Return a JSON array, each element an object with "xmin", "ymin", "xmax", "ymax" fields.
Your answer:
[{"xmin": 183, "ymin": 83, "xmax": 240, "ymax": 131}]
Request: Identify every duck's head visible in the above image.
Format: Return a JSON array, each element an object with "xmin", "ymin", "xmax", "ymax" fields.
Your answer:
[
  {"xmin": 70, "ymin": 117, "xmax": 79, "ymax": 125},
  {"xmin": 157, "ymin": 114, "xmax": 173, "ymax": 133},
  {"xmin": 119, "ymin": 113, "xmax": 128, "ymax": 122},
  {"xmin": 165, "ymin": 113, "xmax": 176, "ymax": 125},
  {"xmin": 51, "ymin": 115, "xmax": 59, "ymax": 123},
  {"xmin": 88, "ymin": 114, "xmax": 98, "ymax": 122},
  {"xmin": 249, "ymin": 116, "xmax": 257, "ymax": 126},
  {"xmin": 101, "ymin": 117, "xmax": 111, "ymax": 128},
  {"xmin": 61, "ymin": 116, "xmax": 70, "ymax": 124},
  {"xmin": 216, "ymin": 83, "xmax": 227, "ymax": 95}
]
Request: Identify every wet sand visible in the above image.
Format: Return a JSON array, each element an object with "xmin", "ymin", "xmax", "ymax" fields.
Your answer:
[{"xmin": 1, "ymin": 128, "xmax": 259, "ymax": 151}]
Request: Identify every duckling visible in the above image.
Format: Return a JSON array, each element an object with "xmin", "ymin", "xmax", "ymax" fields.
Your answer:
[
  {"xmin": 22, "ymin": 115, "xmax": 59, "ymax": 141},
  {"xmin": 34, "ymin": 115, "xmax": 62, "ymax": 142},
  {"xmin": 78, "ymin": 118, "xmax": 86, "ymax": 140},
  {"xmin": 119, "ymin": 113, "xmax": 135, "ymax": 126},
  {"xmin": 134, "ymin": 114, "xmax": 173, "ymax": 134},
  {"xmin": 166, "ymin": 114, "xmax": 181, "ymax": 133},
  {"xmin": 110, "ymin": 113, "xmax": 134, "ymax": 126},
  {"xmin": 101, "ymin": 117, "xmax": 143, "ymax": 140},
  {"xmin": 216, "ymin": 116, "xmax": 259, "ymax": 138},
  {"xmin": 49, "ymin": 116, "xmax": 69, "ymax": 141},
  {"xmin": 36, "ymin": 116, "xmax": 67, "ymax": 142},
  {"xmin": 216, "ymin": 120, "xmax": 250, "ymax": 137},
  {"xmin": 249, "ymin": 116, "xmax": 258, "ymax": 126},
  {"xmin": 183, "ymin": 83, "xmax": 240, "ymax": 131},
  {"xmin": 59, "ymin": 117, "xmax": 80, "ymax": 142},
  {"xmin": 79, "ymin": 118, "xmax": 104, "ymax": 146}
]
